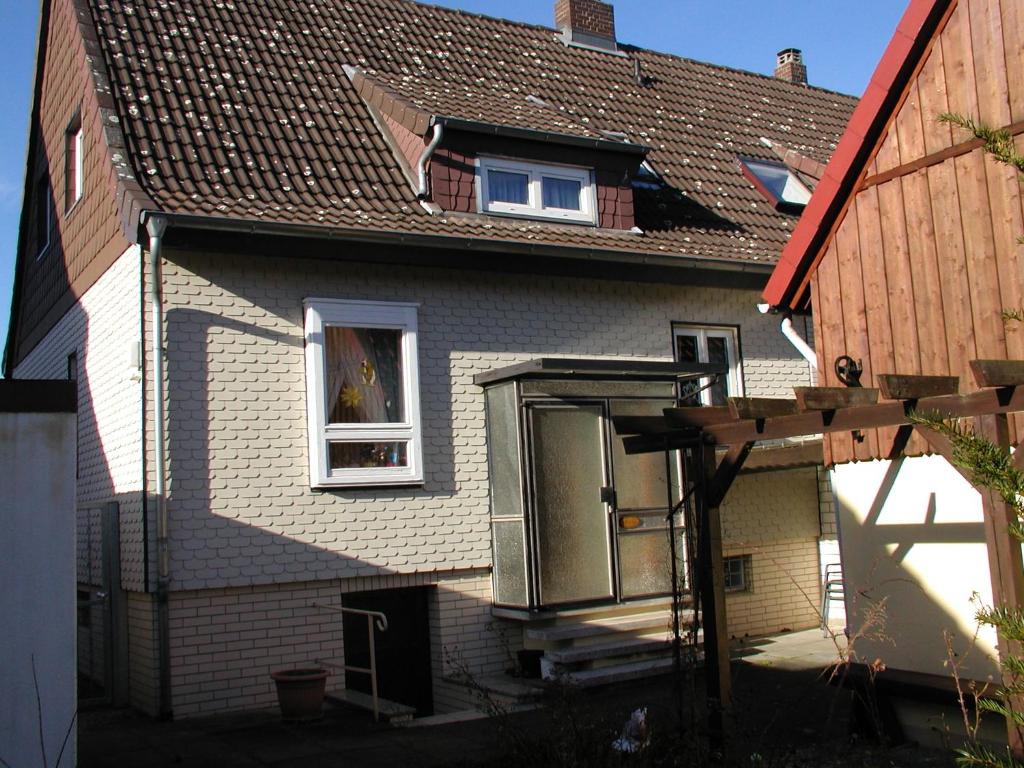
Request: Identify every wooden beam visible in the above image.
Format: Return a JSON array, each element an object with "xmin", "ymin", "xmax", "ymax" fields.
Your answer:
[
  {"xmin": 660, "ymin": 406, "xmax": 733, "ymax": 427},
  {"xmin": 663, "ymin": 386, "xmax": 1024, "ymax": 447},
  {"xmin": 861, "ymin": 119, "xmax": 1024, "ymax": 190},
  {"xmin": 794, "ymin": 387, "xmax": 880, "ymax": 411},
  {"xmin": 727, "ymin": 397, "xmax": 798, "ymax": 420},
  {"xmin": 975, "ymin": 414, "xmax": 1024, "ymax": 760},
  {"xmin": 622, "ymin": 432, "xmax": 699, "ymax": 455},
  {"xmin": 698, "ymin": 442, "xmax": 730, "ymax": 746},
  {"xmin": 877, "ymin": 374, "xmax": 959, "ymax": 400},
  {"xmin": 611, "ymin": 415, "xmax": 675, "ymax": 436},
  {"xmin": 970, "ymin": 360, "xmax": 1024, "ymax": 388},
  {"xmin": 708, "ymin": 441, "xmax": 754, "ymax": 508}
]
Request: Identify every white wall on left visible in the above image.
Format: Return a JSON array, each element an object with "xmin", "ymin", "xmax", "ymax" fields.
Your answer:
[{"xmin": 0, "ymin": 409, "xmax": 77, "ymax": 768}]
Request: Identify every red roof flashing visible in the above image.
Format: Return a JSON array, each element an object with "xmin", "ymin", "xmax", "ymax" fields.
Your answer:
[{"xmin": 762, "ymin": 0, "xmax": 953, "ymax": 311}]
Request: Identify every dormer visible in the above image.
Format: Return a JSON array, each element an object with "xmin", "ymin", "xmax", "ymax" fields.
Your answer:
[{"xmin": 345, "ymin": 67, "xmax": 649, "ymax": 231}]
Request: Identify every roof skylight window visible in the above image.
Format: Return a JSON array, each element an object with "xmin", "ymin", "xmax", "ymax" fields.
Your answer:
[
  {"xmin": 477, "ymin": 157, "xmax": 596, "ymax": 224},
  {"xmin": 739, "ymin": 157, "xmax": 812, "ymax": 211}
]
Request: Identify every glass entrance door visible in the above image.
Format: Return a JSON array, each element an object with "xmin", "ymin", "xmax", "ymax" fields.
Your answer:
[
  {"xmin": 528, "ymin": 403, "xmax": 615, "ymax": 605},
  {"xmin": 609, "ymin": 400, "xmax": 685, "ymax": 599}
]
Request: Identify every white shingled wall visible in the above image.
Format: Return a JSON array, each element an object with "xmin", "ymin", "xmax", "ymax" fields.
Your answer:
[
  {"xmin": 158, "ymin": 247, "xmax": 816, "ymax": 592},
  {"xmin": 145, "ymin": 247, "xmax": 821, "ymax": 716},
  {"xmin": 14, "ymin": 246, "xmax": 147, "ymax": 590}
]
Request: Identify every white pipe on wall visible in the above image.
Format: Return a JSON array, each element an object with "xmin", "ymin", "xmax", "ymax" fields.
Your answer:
[
  {"xmin": 145, "ymin": 213, "xmax": 173, "ymax": 719},
  {"xmin": 417, "ymin": 123, "xmax": 444, "ymax": 198},
  {"xmin": 781, "ymin": 315, "xmax": 817, "ymax": 369}
]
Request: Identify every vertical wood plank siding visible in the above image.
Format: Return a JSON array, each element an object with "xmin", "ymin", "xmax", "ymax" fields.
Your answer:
[{"xmin": 813, "ymin": 0, "xmax": 1024, "ymax": 465}]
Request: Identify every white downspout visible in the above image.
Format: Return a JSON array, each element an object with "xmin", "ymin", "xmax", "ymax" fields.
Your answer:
[
  {"xmin": 145, "ymin": 213, "xmax": 173, "ymax": 719},
  {"xmin": 781, "ymin": 315, "xmax": 817, "ymax": 369},
  {"xmin": 758, "ymin": 302, "xmax": 817, "ymax": 369},
  {"xmin": 417, "ymin": 122, "xmax": 444, "ymax": 199}
]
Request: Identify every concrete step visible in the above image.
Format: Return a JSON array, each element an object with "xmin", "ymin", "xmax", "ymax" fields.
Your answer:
[
  {"xmin": 565, "ymin": 653, "xmax": 703, "ymax": 687},
  {"xmin": 526, "ymin": 609, "xmax": 693, "ymax": 643},
  {"xmin": 326, "ymin": 688, "xmax": 416, "ymax": 724},
  {"xmin": 544, "ymin": 635, "xmax": 673, "ymax": 664}
]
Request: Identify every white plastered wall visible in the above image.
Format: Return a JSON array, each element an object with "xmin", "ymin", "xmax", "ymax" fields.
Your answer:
[
  {"xmin": 832, "ymin": 455, "xmax": 999, "ymax": 681},
  {"xmin": 0, "ymin": 410, "xmax": 77, "ymax": 768}
]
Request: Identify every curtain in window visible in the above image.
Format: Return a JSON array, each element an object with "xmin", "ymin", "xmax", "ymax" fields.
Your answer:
[
  {"xmin": 324, "ymin": 327, "xmax": 403, "ymax": 424},
  {"xmin": 542, "ymin": 177, "xmax": 581, "ymax": 210},
  {"xmin": 488, "ymin": 170, "xmax": 529, "ymax": 204}
]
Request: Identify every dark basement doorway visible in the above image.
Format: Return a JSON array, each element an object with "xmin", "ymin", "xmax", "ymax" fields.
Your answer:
[{"xmin": 342, "ymin": 586, "xmax": 435, "ymax": 717}]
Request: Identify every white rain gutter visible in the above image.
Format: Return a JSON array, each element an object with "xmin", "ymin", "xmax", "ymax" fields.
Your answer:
[
  {"xmin": 417, "ymin": 122, "xmax": 444, "ymax": 199},
  {"xmin": 758, "ymin": 303, "xmax": 817, "ymax": 369},
  {"xmin": 145, "ymin": 213, "xmax": 173, "ymax": 719}
]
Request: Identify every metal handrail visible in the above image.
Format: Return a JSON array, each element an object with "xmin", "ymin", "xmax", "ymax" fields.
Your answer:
[{"xmin": 311, "ymin": 602, "xmax": 389, "ymax": 721}]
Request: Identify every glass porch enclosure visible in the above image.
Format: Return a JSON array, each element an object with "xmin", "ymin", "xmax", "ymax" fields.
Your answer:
[{"xmin": 476, "ymin": 359, "xmax": 716, "ymax": 612}]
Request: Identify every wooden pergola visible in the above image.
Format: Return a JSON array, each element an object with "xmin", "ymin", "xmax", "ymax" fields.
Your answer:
[{"xmin": 613, "ymin": 360, "xmax": 1024, "ymax": 750}]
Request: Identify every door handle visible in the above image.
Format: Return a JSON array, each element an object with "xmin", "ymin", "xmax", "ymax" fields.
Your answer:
[{"xmin": 600, "ymin": 486, "xmax": 616, "ymax": 507}]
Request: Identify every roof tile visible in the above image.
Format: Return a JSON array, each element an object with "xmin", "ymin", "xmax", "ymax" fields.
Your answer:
[{"xmin": 85, "ymin": 0, "xmax": 856, "ymax": 265}]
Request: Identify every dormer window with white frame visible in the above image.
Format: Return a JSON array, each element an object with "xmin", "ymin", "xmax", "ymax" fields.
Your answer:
[
  {"xmin": 477, "ymin": 157, "xmax": 597, "ymax": 224},
  {"xmin": 304, "ymin": 298, "xmax": 423, "ymax": 488}
]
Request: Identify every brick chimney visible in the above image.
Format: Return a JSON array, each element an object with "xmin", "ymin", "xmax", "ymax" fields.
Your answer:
[
  {"xmin": 774, "ymin": 48, "xmax": 808, "ymax": 85},
  {"xmin": 555, "ymin": 0, "xmax": 617, "ymax": 53}
]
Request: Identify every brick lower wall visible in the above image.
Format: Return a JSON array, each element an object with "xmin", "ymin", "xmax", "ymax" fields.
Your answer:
[
  {"xmin": 166, "ymin": 569, "xmax": 507, "ymax": 718},
  {"xmin": 127, "ymin": 593, "xmax": 160, "ymax": 715},
  {"xmin": 723, "ymin": 540, "xmax": 822, "ymax": 638},
  {"xmin": 720, "ymin": 467, "xmax": 823, "ymax": 637}
]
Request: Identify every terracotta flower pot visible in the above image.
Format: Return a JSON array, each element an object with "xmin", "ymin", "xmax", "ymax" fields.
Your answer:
[{"xmin": 270, "ymin": 668, "xmax": 329, "ymax": 722}]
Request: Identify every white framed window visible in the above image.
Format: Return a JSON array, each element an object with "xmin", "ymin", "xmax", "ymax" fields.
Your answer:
[
  {"xmin": 673, "ymin": 324, "xmax": 743, "ymax": 406},
  {"xmin": 304, "ymin": 298, "xmax": 423, "ymax": 488},
  {"xmin": 477, "ymin": 157, "xmax": 597, "ymax": 224}
]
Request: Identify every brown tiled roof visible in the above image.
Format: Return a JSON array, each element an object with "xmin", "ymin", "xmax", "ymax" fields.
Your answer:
[{"xmin": 86, "ymin": 0, "xmax": 857, "ymax": 265}]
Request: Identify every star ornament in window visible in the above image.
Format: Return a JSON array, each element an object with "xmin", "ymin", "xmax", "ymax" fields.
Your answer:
[{"xmin": 340, "ymin": 385, "xmax": 363, "ymax": 409}]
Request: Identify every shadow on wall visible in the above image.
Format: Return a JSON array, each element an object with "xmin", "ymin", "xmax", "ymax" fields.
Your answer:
[
  {"xmin": 834, "ymin": 454, "xmax": 999, "ymax": 684},
  {"xmin": 156, "ymin": 300, "xmax": 507, "ymax": 717}
]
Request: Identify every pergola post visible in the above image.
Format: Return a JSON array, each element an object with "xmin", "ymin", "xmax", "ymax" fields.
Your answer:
[
  {"xmin": 698, "ymin": 438, "xmax": 733, "ymax": 744},
  {"xmin": 976, "ymin": 413, "xmax": 1024, "ymax": 757}
]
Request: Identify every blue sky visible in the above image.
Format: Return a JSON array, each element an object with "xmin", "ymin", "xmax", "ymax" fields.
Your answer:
[{"xmin": 0, "ymin": 0, "xmax": 907, "ymax": 359}]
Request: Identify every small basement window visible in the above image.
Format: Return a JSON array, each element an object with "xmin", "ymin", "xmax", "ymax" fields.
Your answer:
[
  {"xmin": 477, "ymin": 157, "xmax": 596, "ymax": 224},
  {"xmin": 723, "ymin": 555, "xmax": 752, "ymax": 592},
  {"xmin": 303, "ymin": 298, "xmax": 423, "ymax": 487},
  {"xmin": 739, "ymin": 157, "xmax": 811, "ymax": 211}
]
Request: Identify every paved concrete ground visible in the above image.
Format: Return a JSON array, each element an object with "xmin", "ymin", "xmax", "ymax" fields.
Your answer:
[
  {"xmin": 77, "ymin": 629, "xmax": 852, "ymax": 768},
  {"xmin": 733, "ymin": 626, "xmax": 847, "ymax": 672}
]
